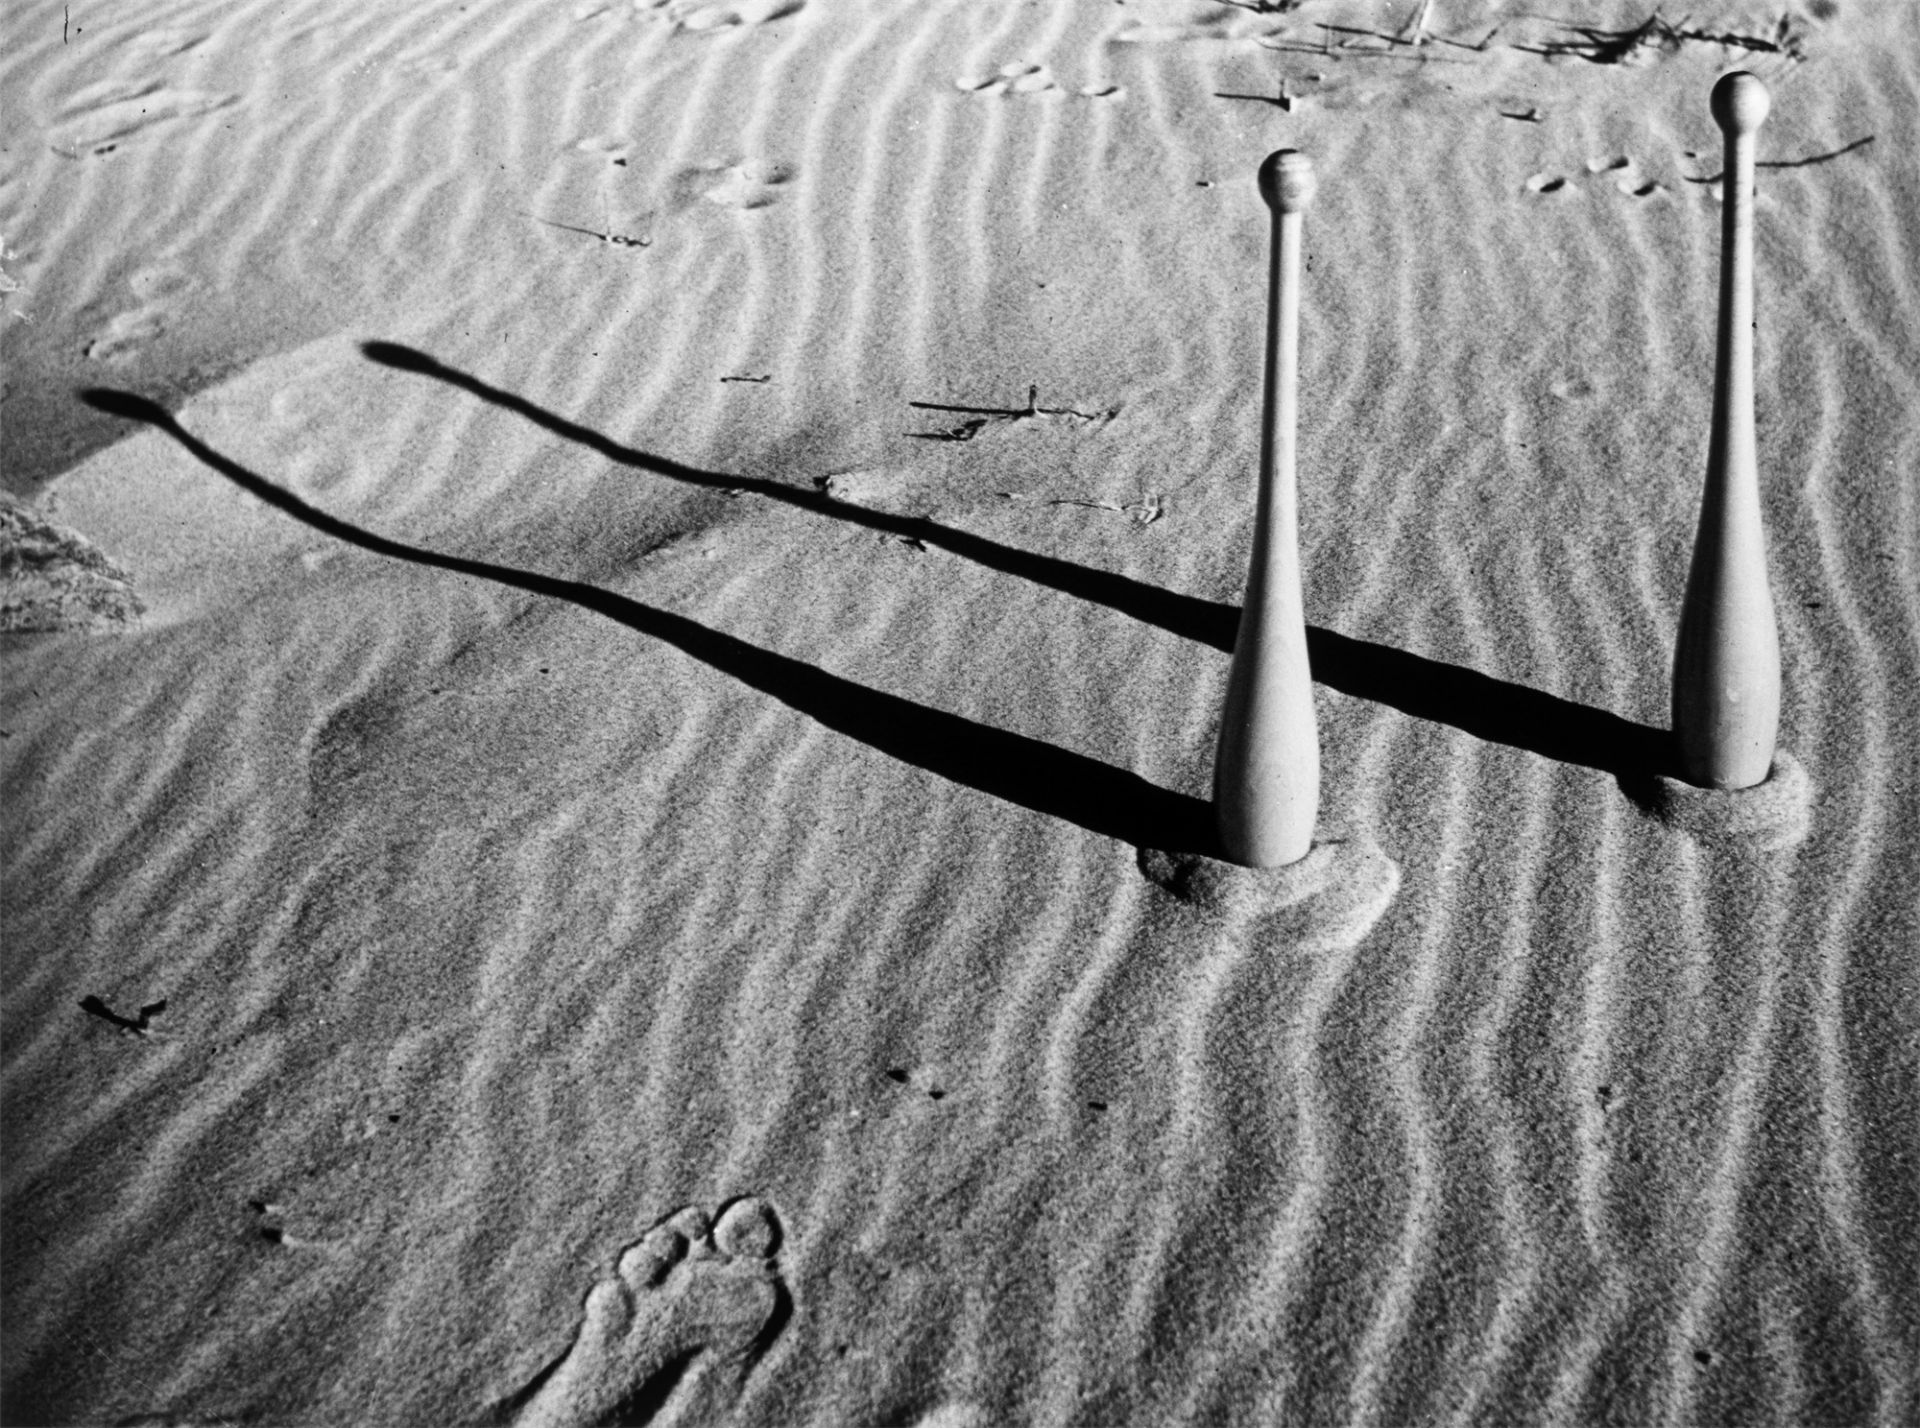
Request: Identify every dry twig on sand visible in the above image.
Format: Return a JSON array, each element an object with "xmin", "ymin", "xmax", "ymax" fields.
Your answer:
[
  {"xmin": 906, "ymin": 386, "xmax": 1112, "ymax": 441},
  {"xmin": 519, "ymin": 210, "xmax": 652, "ymax": 248},
  {"xmin": 78, "ymin": 994, "xmax": 167, "ymax": 1037},
  {"xmin": 1513, "ymin": 11, "xmax": 1800, "ymax": 65}
]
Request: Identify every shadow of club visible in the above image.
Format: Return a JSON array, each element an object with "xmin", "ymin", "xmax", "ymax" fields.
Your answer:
[
  {"xmin": 358, "ymin": 343, "xmax": 1676, "ymax": 785},
  {"xmin": 78, "ymin": 387, "xmax": 1216, "ymax": 855}
]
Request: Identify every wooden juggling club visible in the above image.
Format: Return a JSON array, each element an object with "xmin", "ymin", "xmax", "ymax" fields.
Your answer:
[
  {"xmin": 1672, "ymin": 72, "xmax": 1781, "ymax": 789},
  {"xmin": 1213, "ymin": 150, "xmax": 1321, "ymax": 867}
]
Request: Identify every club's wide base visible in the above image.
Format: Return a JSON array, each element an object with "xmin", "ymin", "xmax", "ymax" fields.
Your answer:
[
  {"xmin": 1645, "ymin": 749, "xmax": 1812, "ymax": 851},
  {"xmin": 1138, "ymin": 830, "xmax": 1399, "ymax": 954}
]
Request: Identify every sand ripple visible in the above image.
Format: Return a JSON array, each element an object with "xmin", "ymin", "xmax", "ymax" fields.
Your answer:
[{"xmin": 3, "ymin": 0, "xmax": 1916, "ymax": 1424}]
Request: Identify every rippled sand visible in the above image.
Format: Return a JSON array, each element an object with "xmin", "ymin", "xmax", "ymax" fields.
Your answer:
[{"xmin": 3, "ymin": 1, "xmax": 1916, "ymax": 1423}]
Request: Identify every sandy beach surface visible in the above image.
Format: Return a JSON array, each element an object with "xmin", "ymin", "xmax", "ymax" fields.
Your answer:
[{"xmin": 3, "ymin": 0, "xmax": 1917, "ymax": 1423}]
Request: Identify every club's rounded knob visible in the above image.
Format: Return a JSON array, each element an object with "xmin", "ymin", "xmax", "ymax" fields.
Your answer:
[
  {"xmin": 1711, "ymin": 71, "xmax": 1770, "ymax": 137},
  {"xmin": 1258, "ymin": 150, "xmax": 1316, "ymax": 214}
]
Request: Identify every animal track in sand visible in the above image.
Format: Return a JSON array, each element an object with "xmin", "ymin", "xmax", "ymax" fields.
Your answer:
[
  {"xmin": 954, "ymin": 61, "xmax": 1061, "ymax": 98},
  {"xmin": 82, "ymin": 263, "xmax": 198, "ymax": 362},
  {"xmin": 573, "ymin": 134, "xmax": 633, "ymax": 164},
  {"xmin": 1524, "ymin": 166, "xmax": 1661, "ymax": 199},
  {"xmin": 1113, "ymin": 0, "xmax": 1240, "ymax": 44},
  {"xmin": 638, "ymin": 0, "xmax": 806, "ymax": 33},
  {"xmin": 128, "ymin": 262, "xmax": 195, "ymax": 304},
  {"xmin": 512, "ymin": 1198, "xmax": 788, "ymax": 1428},
  {"xmin": 1, "ymin": 236, "xmax": 30, "ymax": 310},
  {"xmin": 1583, "ymin": 155, "xmax": 1666, "ymax": 199},
  {"xmin": 814, "ymin": 465, "xmax": 940, "ymax": 517},
  {"xmin": 698, "ymin": 160, "xmax": 794, "ymax": 210},
  {"xmin": 247, "ymin": 1197, "xmax": 335, "ymax": 1251},
  {"xmin": 83, "ymin": 308, "xmax": 167, "ymax": 363}
]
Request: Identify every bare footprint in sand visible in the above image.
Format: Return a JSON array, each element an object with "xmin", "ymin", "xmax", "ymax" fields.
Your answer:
[{"xmin": 512, "ymin": 1198, "xmax": 787, "ymax": 1428}]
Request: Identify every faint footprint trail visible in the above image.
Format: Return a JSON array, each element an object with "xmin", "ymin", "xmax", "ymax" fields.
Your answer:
[
  {"xmin": 79, "ymin": 261, "xmax": 200, "ymax": 364},
  {"xmin": 84, "ymin": 309, "xmax": 165, "ymax": 363},
  {"xmin": 667, "ymin": 158, "xmax": 794, "ymax": 211},
  {"xmin": 1586, "ymin": 154, "xmax": 1666, "ymax": 199},
  {"xmin": 702, "ymin": 160, "xmax": 793, "ymax": 209},
  {"xmin": 1112, "ymin": 0, "xmax": 1240, "ymax": 45},
  {"xmin": 642, "ymin": 0, "xmax": 806, "ymax": 34},
  {"xmin": 512, "ymin": 1198, "xmax": 788, "ymax": 1428},
  {"xmin": 954, "ymin": 61, "xmax": 1059, "ymax": 98},
  {"xmin": 953, "ymin": 61, "xmax": 1119, "ymax": 101}
]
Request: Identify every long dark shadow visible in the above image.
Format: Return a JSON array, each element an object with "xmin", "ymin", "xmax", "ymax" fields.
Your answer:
[
  {"xmin": 1684, "ymin": 133, "xmax": 1876, "ymax": 185},
  {"xmin": 360, "ymin": 343, "xmax": 1676, "ymax": 782},
  {"xmin": 78, "ymin": 388, "xmax": 1216, "ymax": 856},
  {"xmin": 1304, "ymin": 629, "xmax": 1678, "ymax": 781},
  {"xmin": 360, "ymin": 341, "xmax": 1234, "ymax": 650}
]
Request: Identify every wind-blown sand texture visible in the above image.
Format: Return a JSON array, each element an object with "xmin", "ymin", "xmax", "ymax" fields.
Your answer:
[{"xmin": 3, "ymin": 0, "xmax": 1917, "ymax": 1423}]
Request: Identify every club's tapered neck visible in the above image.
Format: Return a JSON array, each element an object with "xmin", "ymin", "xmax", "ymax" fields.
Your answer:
[
  {"xmin": 1255, "ymin": 207, "xmax": 1304, "ymax": 571},
  {"xmin": 1251, "ymin": 148, "xmax": 1314, "ymax": 595},
  {"xmin": 1710, "ymin": 107, "xmax": 1760, "ymax": 504}
]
